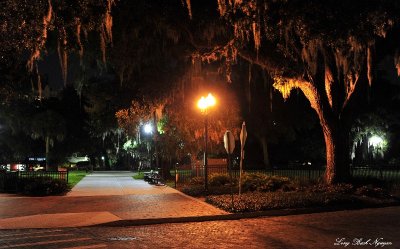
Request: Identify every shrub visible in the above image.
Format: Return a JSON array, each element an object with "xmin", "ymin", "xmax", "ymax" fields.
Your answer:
[
  {"xmin": 349, "ymin": 176, "xmax": 386, "ymax": 188},
  {"xmin": 355, "ymin": 185, "xmax": 389, "ymax": 198},
  {"xmin": 181, "ymin": 185, "xmax": 205, "ymax": 196},
  {"xmin": 206, "ymin": 191, "xmax": 356, "ymax": 212},
  {"xmin": 266, "ymin": 175, "xmax": 292, "ymax": 191},
  {"xmin": 241, "ymin": 173, "xmax": 267, "ymax": 192},
  {"xmin": 209, "ymin": 173, "xmax": 231, "ymax": 186},
  {"xmin": 18, "ymin": 177, "xmax": 70, "ymax": 196},
  {"xmin": 241, "ymin": 173, "xmax": 292, "ymax": 192},
  {"xmin": 189, "ymin": 176, "xmax": 204, "ymax": 185},
  {"xmin": 307, "ymin": 183, "xmax": 354, "ymax": 194}
]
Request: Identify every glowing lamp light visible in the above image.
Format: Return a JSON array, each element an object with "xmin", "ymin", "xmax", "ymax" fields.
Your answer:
[
  {"xmin": 197, "ymin": 93, "xmax": 216, "ymax": 111},
  {"xmin": 369, "ymin": 135, "xmax": 383, "ymax": 147},
  {"xmin": 144, "ymin": 123, "xmax": 153, "ymax": 134}
]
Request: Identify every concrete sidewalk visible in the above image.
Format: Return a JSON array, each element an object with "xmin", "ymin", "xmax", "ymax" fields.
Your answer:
[{"xmin": 0, "ymin": 171, "xmax": 227, "ymax": 229}]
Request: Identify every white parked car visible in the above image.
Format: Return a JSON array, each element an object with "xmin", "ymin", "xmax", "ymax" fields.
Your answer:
[
  {"xmin": 67, "ymin": 154, "xmax": 90, "ymax": 164},
  {"xmin": 33, "ymin": 165, "xmax": 44, "ymax": 171}
]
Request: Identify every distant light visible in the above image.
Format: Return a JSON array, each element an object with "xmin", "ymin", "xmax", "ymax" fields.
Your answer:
[
  {"xmin": 197, "ymin": 93, "xmax": 216, "ymax": 111},
  {"xmin": 28, "ymin": 157, "xmax": 46, "ymax": 161},
  {"xmin": 369, "ymin": 135, "xmax": 384, "ymax": 147},
  {"xmin": 144, "ymin": 123, "xmax": 153, "ymax": 134},
  {"xmin": 101, "ymin": 156, "xmax": 105, "ymax": 160}
]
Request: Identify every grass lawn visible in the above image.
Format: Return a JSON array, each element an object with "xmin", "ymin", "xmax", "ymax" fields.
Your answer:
[
  {"xmin": 68, "ymin": 170, "xmax": 88, "ymax": 188},
  {"xmin": 133, "ymin": 172, "xmax": 145, "ymax": 180},
  {"xmin": 166, "ymin": 180, "xmax": 175, "ymax": 188}
]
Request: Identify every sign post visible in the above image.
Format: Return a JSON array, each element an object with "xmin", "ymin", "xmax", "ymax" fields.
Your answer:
[
  {"xmin": 239, "ymin": 122, "xmax": 247, "ymax": 197},
  {"xmin": 224, "ymin": 130, "xmax": 235, "ymax": 210}
]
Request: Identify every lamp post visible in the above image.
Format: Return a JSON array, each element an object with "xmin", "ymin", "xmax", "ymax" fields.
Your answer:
[
  {"xmin": 197, "ymin": 93, "xmax": 216, "ymax": 192},
  {"xmin": 143, "ymin": 122, "xmax": 153, "ymax": 170}
]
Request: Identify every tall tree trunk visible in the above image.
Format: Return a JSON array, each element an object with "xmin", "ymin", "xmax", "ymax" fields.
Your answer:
[
  {"xmin": 161, "ymin": 157, "xmax": 172, "ymax": 179},
  {"xmin": 89, "ymin": 155, "xmax": 96, "ymax": 171},
  {"xmin": 45, "ymin": 136, "xmax": 50, "ymax": 171},
  {"xmin": 153, "ymin": 111, "xmax": 160, "ymax": 170},
  {"xmin": 104, "ymin": 151, "xmax": 111, "ymax": 170},
  {"xmin": 191, "ymin": 155, "xmax": 200, "ymax": 177},
  {"xmin": 98, "ymin": 156, "xmax": 104, "ymax": 170},
  {"xmin": 259, "ymin": 136, "xmax": 271, "ymax": 169},
  {"xmin": 321, "ymin": 118, "xmax": 351, "ymax": 184},
  {"xmin": 293, "ymin": 79, "xmax": 351, "ymax": 184}
]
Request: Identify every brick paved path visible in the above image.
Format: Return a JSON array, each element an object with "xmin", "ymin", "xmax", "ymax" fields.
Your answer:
[
  {"xmin": 0, "ymin": 206, "xmax": 399, "ymax": 249},
  {"xmin": 0, "ymin": 171, "xmax": 226, "ymax": 229}
]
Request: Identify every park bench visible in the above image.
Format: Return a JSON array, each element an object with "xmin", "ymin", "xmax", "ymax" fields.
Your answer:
[{"xmin": 143, "ymin": 170, "xmax": 161, "ymax": 184}]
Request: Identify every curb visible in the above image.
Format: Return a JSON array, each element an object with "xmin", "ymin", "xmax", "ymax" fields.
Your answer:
[
  {"xmin": 92, "ymin": 202, "xmax": 400, "ymax": 227},
  {"xmin": 172, "ymin": 188, "xmax": 229, "ymax": 213}
]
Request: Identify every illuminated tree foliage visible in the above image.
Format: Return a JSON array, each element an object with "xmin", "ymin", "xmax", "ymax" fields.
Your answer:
[
  {"xmin": 199, "ymin": 0, "xmax": 400, "ymax": 183},
  {"xmin": 3, "ymin": 0, "xmax": 400, "ymax": 182},
  {"xmin": 351, "ymin": 112, "xmax": 389, "ymax": 165},
  {"xmin": 110, "ymin": 0, "xmax": 190, "ymax": 86},
  {"xmin": 115, "ymin": 98, "xmax": 160, "ymax": 138},
  {"xmin": 165, "ymin": 83, "xmax": 241, "ymax": 161},
  {"xmin": 116, "ymin": 77, "xmax": 242, "ymax": 165},
  {"xmin": 0, "ymin": 0, "xmax": 113, "ymax": 89}
]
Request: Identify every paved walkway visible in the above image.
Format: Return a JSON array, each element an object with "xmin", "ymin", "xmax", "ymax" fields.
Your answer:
[
  {"xmin": 1, "ymin": 207, "xmax": 399, "ymax": 248},
  {"xmin": 0, "ymin": 171, "xmax": 227, "ymax": 229}
]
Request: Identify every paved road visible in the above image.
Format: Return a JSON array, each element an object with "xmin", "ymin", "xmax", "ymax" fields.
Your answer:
[
  {"xmin": 0, "ymin": 206, "xmax": 399, "ymax": 249},
  {"xmin": 0, "ymin": 171, "xmax": 226, "ymax": 229}
]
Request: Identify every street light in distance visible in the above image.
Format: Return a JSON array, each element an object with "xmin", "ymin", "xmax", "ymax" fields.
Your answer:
[{"xmin": 143, "ymin": 123, "xmax": 153, "ymax": 134}]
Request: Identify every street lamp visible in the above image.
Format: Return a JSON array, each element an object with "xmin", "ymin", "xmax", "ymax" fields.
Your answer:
[
  {"xmin": 368, "ymin": 135, "xmax": 383, "ymax": 148},
  {"xmin": 197, "ymin": 93, "xmax": 216, "ymax": 192},
  {"xmin": 368, "ymin": 135, "xmax": 386, "ymax": 161},
  {"xmin": 143, "ymin": 122, "xmax": 153, "ymax": 169},
  {"xmin": 144, "ymin": 123, "xmax": 153, "ymax": 134}
]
